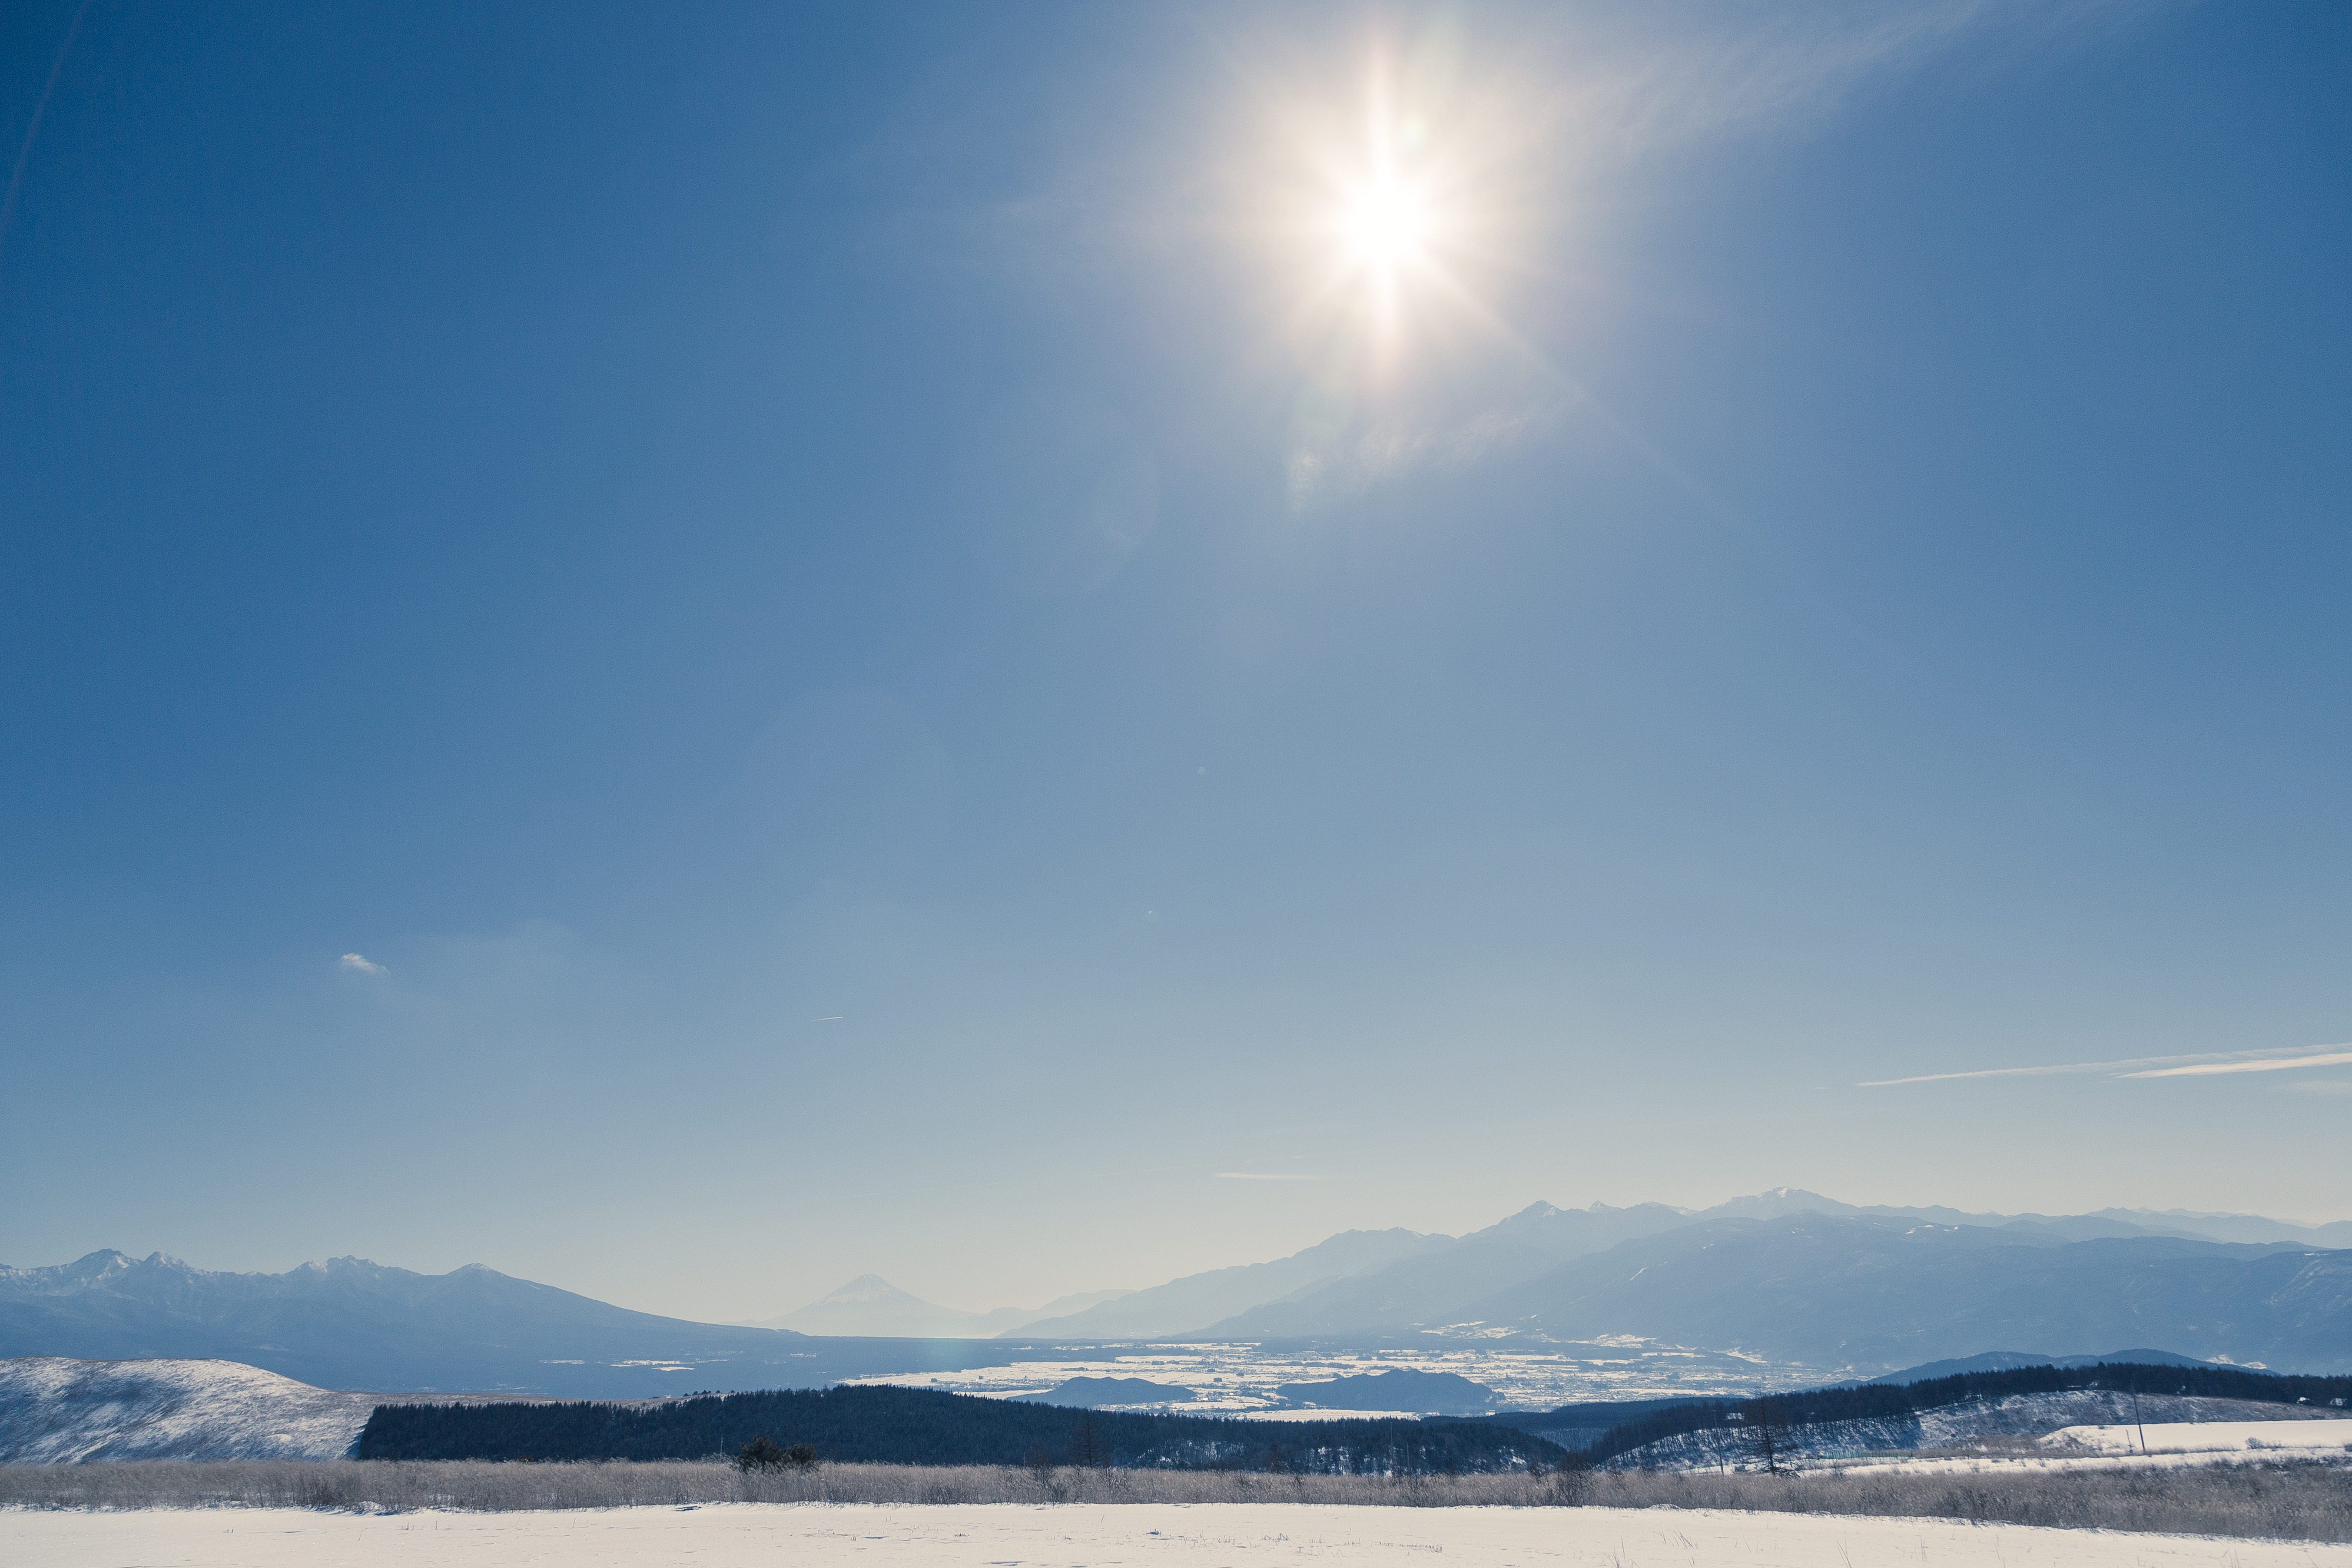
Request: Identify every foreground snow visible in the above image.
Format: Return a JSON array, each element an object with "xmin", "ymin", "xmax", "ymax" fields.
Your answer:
[{"xmin": 4, "ymin": 1503, "xmax": 2346, "ymax": 1568}]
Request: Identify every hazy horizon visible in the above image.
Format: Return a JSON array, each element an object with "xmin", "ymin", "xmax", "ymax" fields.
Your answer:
[
  {"xmin": 18, "ymin": 1182, "xmax": 2351, "ymax": 1329},
  {"xmin": 4, "ymin": 1, "xmax": 2348, "ymax": 1328}
]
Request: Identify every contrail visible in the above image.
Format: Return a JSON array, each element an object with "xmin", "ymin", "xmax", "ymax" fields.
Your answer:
[
  {"xmin": 1862, "ymin": 1044, "xmax": 2352, "ymax": 1088},
  {"xmin": 0, "ymin": 0, "xmax": 91, "ymax": 275},
  {"xmin": 2124, "ymin": 1049, "xmax": 2352, "ymax": 1080}
]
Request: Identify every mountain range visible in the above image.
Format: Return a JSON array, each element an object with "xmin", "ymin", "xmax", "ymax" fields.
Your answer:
[
  {"xmin": 8, "ymin": 1188, "xmax": 2346, "ymax": 1397},
  {"xmin": 0, "ymin": 1252, "xmax": 1091, "ymax": 1398},
  {"xmin": 993, "ymin": 1188, "xmax": 2351, "ymax": 1360}
]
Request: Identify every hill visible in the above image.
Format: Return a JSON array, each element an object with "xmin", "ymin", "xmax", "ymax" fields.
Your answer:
[
  {"xmin": 0, "ymin": 1356, "xmax": 551, "ymax": 1462},
  {"xmin": 1275, "ymin": 1369, "xmax": 1497, "ymax": 1415},
  {"xmin": 1013, "ymin": 1376, "xmax": 1196, "ymax": 1408}
]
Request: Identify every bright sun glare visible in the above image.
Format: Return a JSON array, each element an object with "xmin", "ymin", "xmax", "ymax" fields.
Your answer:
[
  {"xmin": 1303, "ymin": 76, "xmax": 1464, "ymax": 355},
  {"xmin": 1339, "ymin": 174, "xmax": 1433, "ymax": 275},
  {"xmin": 1270, "ymin": 41, "xmax": 1528, "ymax": 384}
]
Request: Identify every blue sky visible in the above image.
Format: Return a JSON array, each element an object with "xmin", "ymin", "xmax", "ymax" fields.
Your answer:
[{"xmin": 2, "ymin": 1, "xmax": 2346, "ymax": 1322}]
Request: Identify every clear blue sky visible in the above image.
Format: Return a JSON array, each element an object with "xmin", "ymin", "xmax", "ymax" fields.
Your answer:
[{"xmin": 2, "ymin": 1, "xmax": 2346, "ymax": 1323}]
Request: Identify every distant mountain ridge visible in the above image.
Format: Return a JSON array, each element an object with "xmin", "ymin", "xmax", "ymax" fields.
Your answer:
[
  {"xmin": 1015, "ymin": 1228, "xmax": 1448, "ymax": 1340},
  {"xmin": 1013, "ymin": 1188, "xmax": 2349, "ymax": 1350},
  {"xmin": 0, "ymin": 1253, "xmax": 1068, "ymax": 1398},
  {"xmin": 1457, "ymin": 1214, "xmax": 2351, "ymax": 1373},
  {"xmin": 998, "ymin": 1190, "xmax": 2349, "ymax": 1374},
  {"xmin": 12, "ymin": 1189, "xmax": 2346, "ymax": 1397}
]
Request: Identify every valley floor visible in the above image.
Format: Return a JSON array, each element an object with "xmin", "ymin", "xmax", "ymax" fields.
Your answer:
[{"xmin": 7, "ymin": 1502, "xmax": 2350, "ymax": 1568}]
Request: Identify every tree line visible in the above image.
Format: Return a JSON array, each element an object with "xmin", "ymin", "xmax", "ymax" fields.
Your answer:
[
  {"xmin": 355, "ymin": 1383, "xmax": 1566, "ymax": 1474},
  {"xmin": 1562, "ymin": 1360, "xmax": 2352, "ymax": 1467}
]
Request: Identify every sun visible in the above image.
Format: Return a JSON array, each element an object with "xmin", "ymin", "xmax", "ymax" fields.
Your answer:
[
  {"xmin": 1337, "ymin": 172, "xmax": 1433, "ymax": 278},
  {"xmin": 1254, "ymin": 39, "xmax": 1529, "ymax": 378},
  {"xmin": 1304, "ymin": 85, "xmax": 1460, "ymax": 351}
]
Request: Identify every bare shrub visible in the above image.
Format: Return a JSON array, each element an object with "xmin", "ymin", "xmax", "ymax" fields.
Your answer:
[{"xmin": 0, "ymin": 1456, "xmax": 2345, "ymax": 1541}]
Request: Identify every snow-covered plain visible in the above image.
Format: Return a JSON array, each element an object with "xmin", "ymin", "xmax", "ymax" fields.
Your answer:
[
  {"xmin": 2047, "ymin": 1421, "xmax": 2352, "ymax": 1456},
  {"xmin": 6, "ymin": 1504, "xmax": 2345, "ymax": 1568},
  {"xmin": 846, "ymin": 1340, "xmax": 1829, "ymax": 1413}
]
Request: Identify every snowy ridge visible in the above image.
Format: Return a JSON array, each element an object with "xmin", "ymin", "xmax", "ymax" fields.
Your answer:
[
  {"xmin": 0, "ymin": 1357, "xmax": 551, "ymax": 1463},
  {"xmin": 0, "ymin": 1357, "xmax": 382, "ymax": 1462}
]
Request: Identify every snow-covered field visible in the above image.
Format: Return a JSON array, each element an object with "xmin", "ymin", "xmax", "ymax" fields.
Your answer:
[
  {"xmin": 2047, "ymin": 1421, "xmax": 2352, "ymax": 1457},
  {"xmin": 6, "ymin": 1503, "xmax": 2345, "ymax": 1568},
  {"xmin": 846, "ymin": 1340, "xmax": 1830, "ymax": 1413}
]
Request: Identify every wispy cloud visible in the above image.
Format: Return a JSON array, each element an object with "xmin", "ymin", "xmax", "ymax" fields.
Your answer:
[
  {"xmin": 1863, "ymin": 1044, "xmax": 2352, "ymax": 1088},
  {"xmin": 1289, "ymin": 402, "xmax": 1557, "ymax": 511},
  {"xmin": 337, "ymin": 953, "xmax": 385, "ymax": 975},
  {"xmin": 1216, "ymin": 1171, "xmax": 1326, "ymax": 1181}
]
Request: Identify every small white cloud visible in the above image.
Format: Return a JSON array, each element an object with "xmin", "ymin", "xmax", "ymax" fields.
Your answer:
[{"xmin": 338, "ymin": 953, "xmax": 385, "ymax": 975}]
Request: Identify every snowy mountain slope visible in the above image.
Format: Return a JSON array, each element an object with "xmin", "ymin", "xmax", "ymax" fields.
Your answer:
[
  {"xmin": 1199, "ymin": 1203, "xmax": 1697, "ymax": 1339},
  {"xmin": 1203, "ymin": 1240, "xmax": 1564, "ymax": 1339},
  {"xmin": 1014, "ymin": 1230, "xmax": 1447, "ymax": 1340},
  {"xmin": 1017, "ymin": 1193, "xmax": 2292, "ymax": 1345},
  {"xmin": 1460, "ymin": 1216, "xmax": 2352, "ymax": 1373},
  {"xmin": 0, "ymin": 1356, "xmax": 577, "ymax": 1462},
  {"xmin": 2, "ymin": 1357, "xmax": 391, "ymax": 1462}
]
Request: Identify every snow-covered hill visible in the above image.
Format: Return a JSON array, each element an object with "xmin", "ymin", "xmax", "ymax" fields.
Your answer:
[{"xmin": 0, "ymin": 1357, "xmax": 385, "ymax": 1461}]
